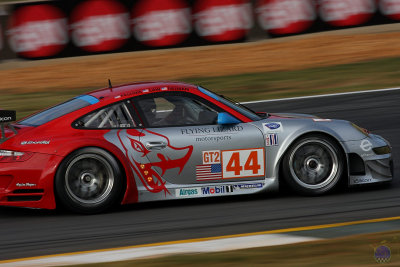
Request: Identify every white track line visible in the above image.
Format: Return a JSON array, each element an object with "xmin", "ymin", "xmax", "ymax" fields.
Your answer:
[
  {"xmin": 241, "ymin": 87, "xmax": 400, "ymax": 104},
  {"xmin": 0, "ymin": 234, "xmax": 320, "ymax": 267}
]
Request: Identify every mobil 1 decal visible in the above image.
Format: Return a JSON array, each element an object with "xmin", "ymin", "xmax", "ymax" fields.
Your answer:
[{"xmin": 197, "ymin": 148, "xmax": 265, "ymax": 180}]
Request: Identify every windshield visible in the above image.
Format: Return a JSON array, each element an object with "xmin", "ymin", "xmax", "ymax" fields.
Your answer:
[
  {"xmin": 198, "ymin": 86, "xmax": 262, "ymax": 121},
  {"xmin": 19, "ymin": 95, "xmax": 99, "ymax": 126}
]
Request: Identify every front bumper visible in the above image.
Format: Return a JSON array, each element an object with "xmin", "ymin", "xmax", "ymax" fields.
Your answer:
[{"xmin": 342, "ymin": 134, "xmax": 393, "ymax": 186}]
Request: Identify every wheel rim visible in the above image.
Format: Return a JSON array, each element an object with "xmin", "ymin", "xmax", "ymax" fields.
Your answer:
[
  {"xmin": 65, "ymin": 154, "xmax": 114, "ymax": 205},
  {"xmin": 289, "ymin": 139, "xmax": 339, "ymax": 189}
]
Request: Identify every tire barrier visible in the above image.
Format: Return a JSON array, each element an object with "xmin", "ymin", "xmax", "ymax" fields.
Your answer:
[{"xmin": 0, "ymin": 0, "xmax": 399, "ymax": 60}]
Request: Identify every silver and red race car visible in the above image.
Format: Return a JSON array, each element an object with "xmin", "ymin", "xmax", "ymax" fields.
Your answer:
[{"xmin": 0, "ymin": 82, "xmax": 393, "ymax": 213}]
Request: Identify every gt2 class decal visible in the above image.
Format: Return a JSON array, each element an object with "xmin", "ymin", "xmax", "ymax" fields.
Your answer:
[
  {"xmin": 202, "ymin": 150, "xmax": 220, "ymax": 164},
  {"xmin": 197, "ymin": 148, "xmax": 265, "ymax": 180},
  {"xmin": 107, "ymin": 129, "xmax": 193, "ymax": 195},
  {"xmin": 262, "ymin": 122, "xmax": 283, "ymax": 133}
]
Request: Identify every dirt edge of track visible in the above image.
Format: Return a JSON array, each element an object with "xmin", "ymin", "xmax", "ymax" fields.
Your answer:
[{"xmin": 1, "ymin": 23, "xmax": 400, "ymax": 93}]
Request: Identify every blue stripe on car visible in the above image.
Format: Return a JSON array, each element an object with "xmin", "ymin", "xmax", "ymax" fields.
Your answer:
[{"xmin": 76, "ymin": 95, "xmax": 99, "ymax": 104}]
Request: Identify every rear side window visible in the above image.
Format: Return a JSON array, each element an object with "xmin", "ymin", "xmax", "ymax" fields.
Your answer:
[
  {"xmin": 74, "ymin": 102, "xmax": 137, "ymax": 129},
  {"xmin": 19, "ymin": 95, "xmax": 98, "ymax": 126}
]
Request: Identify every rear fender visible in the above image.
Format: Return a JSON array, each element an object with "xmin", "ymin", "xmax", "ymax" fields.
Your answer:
[{"xmin": 53, "ymin": 137, "xmax": 139, "ymax": 205}]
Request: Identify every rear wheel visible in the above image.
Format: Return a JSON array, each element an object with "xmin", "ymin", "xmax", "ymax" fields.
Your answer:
[
  {"xmin": 282, "ymin": 135, "xmax": 344, "ymax": 195},
  {"xmin": 55, "ymin": 147, "xmax": 123, "ymax": 214}
]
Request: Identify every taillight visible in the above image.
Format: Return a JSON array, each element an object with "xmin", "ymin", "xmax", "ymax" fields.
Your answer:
[{"xmin": 0, "ymin": 150, "xmax": 33, "ymax": 162}]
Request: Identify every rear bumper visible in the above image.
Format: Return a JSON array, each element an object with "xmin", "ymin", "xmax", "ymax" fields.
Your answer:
[{"xmin": 0, "ymin": 153, "xmax": 63, "ymax": 209}]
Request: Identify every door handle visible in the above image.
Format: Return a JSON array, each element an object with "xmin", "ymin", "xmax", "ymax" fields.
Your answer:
[{"xmin": 145, "ymin": 141, "xmax": 167, "ymax": 150}]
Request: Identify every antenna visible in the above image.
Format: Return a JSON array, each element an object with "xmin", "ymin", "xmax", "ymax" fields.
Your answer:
[{"xmin": 108, "ymin": 79, "xmax": 112, "ymax": 89}]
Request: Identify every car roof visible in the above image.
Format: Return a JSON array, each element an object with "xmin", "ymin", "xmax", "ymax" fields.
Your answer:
[{"xmin": 87, "ymin": 81, "xmax": 199, "ymax": 101}]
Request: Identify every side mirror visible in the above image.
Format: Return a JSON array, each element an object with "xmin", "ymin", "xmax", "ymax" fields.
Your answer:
[
  {"xmin": 256, "ymin": 112, "xmax": 268, "ymax": 118},
  {"xmin": 217, "ymin": 112, "xmax": 240, "ymax": 125}
]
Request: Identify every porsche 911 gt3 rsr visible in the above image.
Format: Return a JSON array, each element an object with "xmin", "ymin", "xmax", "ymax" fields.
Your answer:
[{"xmin": 0, "ymin": 82, "xmax": 394, "ymax": 213}]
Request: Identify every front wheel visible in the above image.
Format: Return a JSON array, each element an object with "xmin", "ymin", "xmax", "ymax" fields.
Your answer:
[
  {"xmin": 55, "ymin": 147, "xmax": 124, "ymax": 214},
  {"xmin": 282, "ymin": 135, "xmax": 344, "ymax": 195}
]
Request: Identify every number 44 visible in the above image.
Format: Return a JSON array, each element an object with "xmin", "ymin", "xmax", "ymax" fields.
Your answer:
[{"xmin": 222, "ymin": 148, "xmax": 265, "ymax": 179}]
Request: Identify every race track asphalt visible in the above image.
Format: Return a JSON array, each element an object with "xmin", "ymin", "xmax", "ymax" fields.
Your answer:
[{"xmin": 0, "ymin": 89, "xmax": 399, "ymax": 261}]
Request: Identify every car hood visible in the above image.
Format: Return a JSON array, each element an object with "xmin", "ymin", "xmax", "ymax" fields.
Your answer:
[{"xmin": 268, "ymin": 113, "xmax": 319, "ymax": 119}]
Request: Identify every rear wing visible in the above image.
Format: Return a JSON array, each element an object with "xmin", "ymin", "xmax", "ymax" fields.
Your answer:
[{"xmin": 0, "ymin": 110, "xmax": 17, "ymax": 143}]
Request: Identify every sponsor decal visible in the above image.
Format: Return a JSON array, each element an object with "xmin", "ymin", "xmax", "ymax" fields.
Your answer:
[
  {"xmin": 0, "ymin": 117, "xmax": 12, "ymax": 122},
  {"xmin": 360, "ymin": 139, "xmax": 373, "ymax": 152},
  {"xmin": 262, "ymin": 122, "xmax": 283, "ymax": 133},
  {"xmin": 353, "ymin": 178, "xmax": 373, "ymax": 184},
  {"xmin": 195, "ymin": 136, "xmax": 231, "ymax": 142},
  {"xmin": 234, "ymin": 182, "xmax": 264, "ymax": 190},
  {"xmin": 193, "ymin": 0, "xmax": 253, "ymax": 42},
  {"xmin": 21, "ymin": 140, "xmax": 50, "ymax": 145},
  {"xmin": 7, "ymin": 4, "xmax": 68, "ymax": 58},
  {"xmin": 131, "ymin": 0, "xmax": 191, "ymax": 47},
  {"xmin": 360, "ymin": 152, "xmax": 374, "ymax": 158},
  {"xmin": 380, "ymin": 0, "xmax": 400, "ymax": 20},
  {"xmin": 16, "ymin": 183, "xmax": 36, "ymax": 187},
  {"xmin": 318, "ymin": 0, "xmax": 376, "ymax": 27},
  {"xmin": 313, "ymin": 118, "xmax": 331, "ymax": 122},
  {"xmin": 256, "ymin": 0, "xmax": 316, "ymax": 35},
  {"xmin": 265, "ymin": 133, "xmax": 278, "ymax": 146},
  {"xmin": 181, "ymin": 125, "xmax": 244, "ymax": 135},
  {"xmin": 176, "ymin": 187, "xmax": 201, "ymax": 197},
  {"xmin": 202, "ymin": 185, "xmax": 234, "ymax": 195},
  {"xmin": 70, "ymin": 0, "xmax": 130, "ymax": 52},
  {"xmin": 196, "ymin": 163, "xmax": 222, "ymax": 181},
  {"xmin": 0, "ymin": 110, "xmax": 16, "ymax": 122}
]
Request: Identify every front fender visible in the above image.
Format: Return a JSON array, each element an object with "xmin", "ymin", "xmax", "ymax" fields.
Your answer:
[{"xmin": 251, "ymin": 118, "xmax": 366, "ymax": 180}]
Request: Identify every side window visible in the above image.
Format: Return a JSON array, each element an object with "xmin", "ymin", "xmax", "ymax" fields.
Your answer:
[
  {"xmin": 135, "ymin": 93, "xmax": 220, "ymax": 127},
  {"xmin": 74, "ymin": 102, "xmax": 137, "ymax": 129}
]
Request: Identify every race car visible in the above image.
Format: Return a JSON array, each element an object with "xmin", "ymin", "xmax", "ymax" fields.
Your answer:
[{"xmin": 0, "ymin": 82, "xmax": 394, "ymax": 213}]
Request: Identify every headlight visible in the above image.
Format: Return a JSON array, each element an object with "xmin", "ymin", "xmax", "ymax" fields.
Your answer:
[
  {"xmin": 0, "ymin": 150, "xmax": 33, "ymax": 162},
  {"xmin": 351, "ymin": 123, "xmax": 370, "ymax": 137},
  {"xmin": 373, "ymin": 146, "xmax": 391, "ymax": 155}
]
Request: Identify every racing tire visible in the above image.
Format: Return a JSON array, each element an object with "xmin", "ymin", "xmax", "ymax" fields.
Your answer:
[
  {"xmin": 282, "ymin": 135, "xmax": 344, "ymax": 196},
  {"xmin": 55, "ymin": 147, "xmax": 124, "ymax": 214}
]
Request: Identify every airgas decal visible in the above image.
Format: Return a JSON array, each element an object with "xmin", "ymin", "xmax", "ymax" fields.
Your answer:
[{"xmin": 176, "ymin": 188, "xmax": 201, "ymax": 197}]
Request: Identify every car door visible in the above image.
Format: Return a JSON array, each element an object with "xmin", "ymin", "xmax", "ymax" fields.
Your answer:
[{"xmin": 132, "ymin": 91, "xmax": 266, "ymax": 187}]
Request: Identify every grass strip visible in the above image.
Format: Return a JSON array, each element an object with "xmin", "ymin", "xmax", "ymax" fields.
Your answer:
[
  {"xmin": 1, "ymin": 56, "xmax": 400, "ymax": 119},
  {"xmin": 68, "ymin": 230, "xmax": 400, "ymax": 267}
]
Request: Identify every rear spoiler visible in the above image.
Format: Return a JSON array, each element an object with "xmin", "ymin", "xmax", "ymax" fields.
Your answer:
[{"xmin": 0, "ymin": 110, "xmax": 17, "ymax": 143}]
